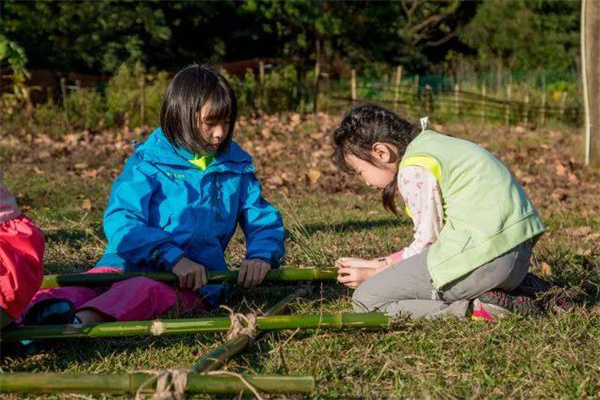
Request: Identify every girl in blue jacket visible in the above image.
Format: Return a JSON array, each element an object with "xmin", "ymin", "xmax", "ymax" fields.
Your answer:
[{"xmin": 24, "ymin": 65, "xmax": 285, "ymax": 325}]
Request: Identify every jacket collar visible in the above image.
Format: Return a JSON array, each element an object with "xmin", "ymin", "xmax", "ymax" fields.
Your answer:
[{"xmin": 137, "ymin": 128, "xmax": 255, "ymax": 174}]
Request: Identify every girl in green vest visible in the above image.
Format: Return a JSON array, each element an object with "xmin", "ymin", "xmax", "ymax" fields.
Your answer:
[{"xmin": 332, "ymin": 104, "xmax": 567, "ymax": 320}]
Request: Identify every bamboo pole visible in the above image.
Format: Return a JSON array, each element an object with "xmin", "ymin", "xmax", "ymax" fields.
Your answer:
[
  {"xmin": 560, "ymin": 91, "xmax": 568, "ymax": 118},
  {"xmin": 313, "ymin": 40, "xmax": 321, "ymax": 114},
  {"xmin": 192, "ymin": 287, "xmax": 308, "ymax": 373},
  {"xmin": 139, "ymin": 75, "xmax": 146, "ymax": 127},
  {"xmin": 259, "ymin": 61, "xmax": 265, "ymax": 85},
  {"xmin": 82, "ymin": 80, "xmax": 93, "ymax": 131},
  {"xmin": 0, "ymin": 372, "xmax": 315, "ymax": 395},
  {"xmin": 350, "ymin": 69, "xmax": 357, "ymax": 103},
  {"xmin": 582, "ymin": 0, "xmax": 600, "ymax": 166},
  {"xmin": 2, "ymin": 312, "xmax": 389, "ymax": 341},
  {"xmin": 393, "ymin": 65, "xmax": 403, "ymax": 107},
  {"xmin": 505, "ymin": 75, "xmax": 512, "ymax": 127},
  {"xmin": 481, "ymin": 82, "xmax": 487, "ymax": 126},
  {"xmin": 541, "ymin": 73, "xmax": 546, "ymax": 126},
  {"xmin": 424, "ymin": 84, "xmax": 432, "ymax": 114},
  {"xmin": 524, "ymin": 92, "xmax": 529, "ymax": 126},
  {"xmin": 259, "ymin": 60, "xmax": 266, "ymax": 111},
  {"xmin": 454, "ymin": 83, "xmax": 460, "ymax": 118},
  {"xmin": 41, "ymin": 267, "xmax": 338, "ymax": 289},
  {"xmin": 313, "ymin": 59, "xmax": 320, "ymax": 113},
  {"xmin": 60, "ymin": 77, "xmax": 71, "ymax": 131}
]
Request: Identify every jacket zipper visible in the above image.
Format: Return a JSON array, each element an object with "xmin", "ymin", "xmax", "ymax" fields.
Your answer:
[{"xmin": 213, "ymin": 175, "xmax": 223, "ymax": 221}]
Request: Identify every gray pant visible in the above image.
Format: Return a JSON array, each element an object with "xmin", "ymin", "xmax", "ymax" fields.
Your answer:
[{"xmin": 352, "ymin": 241, "xmax": 532, "ymax": 318}]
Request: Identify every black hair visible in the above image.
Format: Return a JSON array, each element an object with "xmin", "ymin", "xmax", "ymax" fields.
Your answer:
[
  {"xmin": 332, "ymin": 103, "xmax": 419, "ymax": 215},
  {"xmin": 160, "ymin": 64, "xmax": 237, "ymax": 155}
]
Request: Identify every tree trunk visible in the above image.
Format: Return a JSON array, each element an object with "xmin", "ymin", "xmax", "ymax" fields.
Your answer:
[{"xmin": 582, "ymin": 0, "xmax": 600, "ymax": 166}]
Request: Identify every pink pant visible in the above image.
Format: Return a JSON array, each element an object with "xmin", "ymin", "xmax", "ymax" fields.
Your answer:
[{"xmin": 25, "ymin": 267, "xmax": 202, "ymax": 322}]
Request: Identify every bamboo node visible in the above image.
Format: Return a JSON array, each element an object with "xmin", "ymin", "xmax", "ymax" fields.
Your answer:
[{"xmin": 150, "ymin": 320, "xmax": 165, "ymax": 336}]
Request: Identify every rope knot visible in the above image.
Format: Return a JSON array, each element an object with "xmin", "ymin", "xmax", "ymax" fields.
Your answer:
[
  {"xmin": 221, "ymin": 305, "xmax": 258, "ymax": 340},
  {"xmin": 135, "ymin": 369, "xmax": 188, "ymax": 400}
]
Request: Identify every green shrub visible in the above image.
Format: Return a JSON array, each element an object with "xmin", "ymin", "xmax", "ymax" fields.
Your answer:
[
  {"xmin": 226, "ymin": 68, "xmax": 258, "ymax": 114},
  {"xmin": 263, "ymin": 64, "xmax": 298, "ymax": 113},
  {"xmin": 105, "ymin": 63, "xmax": 143, "ymax": 127},
  {"xmin": 66, "ymin": 88, "xmax": 106, "ymax": 130},
  {"xmin": 34, "ymin": 95, "xmax": 65, "ymax": 136},
  {"xmin": 104, "ymin": 63, "xmax": 169, "ymax": 128}
]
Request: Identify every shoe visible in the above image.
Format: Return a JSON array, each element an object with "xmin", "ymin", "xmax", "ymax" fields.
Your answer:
[
  {"xmin": 515, "ymin": 273, "xmax": 574, "ymax": 314},
  {"xmin": 16, "ymin": 299, "xmax": 77, "ymax": 355},
  {"xmin": 22, "ymin": 298, "xmax": 75, "ymax": 326},
  {"xmin": 471, "ymin": 299, "xmax": 510, "ymax": 321},
  {"xmin": 474, "ymin": 289, "xmax": 543, "ymax": 320}
]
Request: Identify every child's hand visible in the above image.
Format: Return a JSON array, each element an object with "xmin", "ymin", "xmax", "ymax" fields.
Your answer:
[
  {"xmin": 172, "ymin": 258, "xmax": 208, "ymax": 291},
  {"xmin": 337, "ymin": 266, "xmax": 380, "ymax": 289},
  {"xmin": 238, "ymin": 258, "xmax": 271, "ymax": 288},
  {"xmin": 335, "ymin": 257, "xmax": 380, "ymax": 269}
]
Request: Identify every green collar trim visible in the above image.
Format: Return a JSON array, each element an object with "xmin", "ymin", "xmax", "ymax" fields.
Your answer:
[{"xmin": 189, "ymin": 154, "xmax": 214, "ymax": 171}]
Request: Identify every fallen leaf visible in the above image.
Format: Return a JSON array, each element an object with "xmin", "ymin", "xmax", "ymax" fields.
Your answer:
[
  {"xmin": 81, "ymin": 168, "xmax": 102, "ymax": 179},
  {"xmin": 33, "ymin": 167, "xmax": 45, "ymax": 175},
  {"xmin": 267, "ymin": 176, "xmax": 284, "ymax": 186},
  {"xmin": 587, "ymin": 232, "xmax": 600, "ymax": 242},
  {"xmin": 38, "ymin": 150, "xmax": 52, "ymax": 160},
  {"xmin": 554, "ymin": 161, "xmax": 567, "ymax": 176},
  {"xmin": 567, "ymin": 172, "xmax": 579, "ymax": 185},
  {"xmin": 307, "ymin": 169, "xmax": 321, "ymax": 185},
  {"xmin": 565, "ymin": 226, "xmax": 592, "ymax": 237},
  {"xmin": 577, "ymin": 248, "xmax": 592, "ymax": 257},
  {"xmin": 81, "ymin": 198, "xmax": 92, "ymax": 211},
  {"xmin": 261, "ymin": 127, "xmax": 271, "ymax": 138},
  {"xmin": 289, "ymin": 113, "xmax": 301, "ymax": 127},
  {"xmin": 551, "ymin": 190, "xmax": 568, "ymax": 202},
  {"xmin": 540, "ymin": 262, "xmax": 552, "ymax": 276}
]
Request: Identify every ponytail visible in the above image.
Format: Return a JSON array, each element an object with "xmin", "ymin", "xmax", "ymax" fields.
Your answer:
[{"xmin": 382, "ymin": 172, "xmax": 399, "ymax": 215}]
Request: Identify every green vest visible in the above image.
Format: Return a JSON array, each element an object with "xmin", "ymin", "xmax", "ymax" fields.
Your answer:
[{"xmin": 400, "ymin": 130, "xmax": 545, "ymax": 289}]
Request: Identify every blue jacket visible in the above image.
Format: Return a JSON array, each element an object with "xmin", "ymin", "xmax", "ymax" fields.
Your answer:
[{"xmin": 96, "ymin": 128, "xmax": 285, "ymax": 274}]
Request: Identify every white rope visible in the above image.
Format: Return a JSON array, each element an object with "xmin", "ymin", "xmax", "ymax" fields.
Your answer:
[
  {"xmin": 220, "ymin": 305, "xmax": 258, "ymax": 340},
  {"xmin": 134, "ymin": 369, "xmax": 188, "ymax": 400}
]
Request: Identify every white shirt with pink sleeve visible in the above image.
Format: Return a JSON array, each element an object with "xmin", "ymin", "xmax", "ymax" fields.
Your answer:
[
  {"xmin": 387, "ymin": 118, "xmax": 444, "ymax": 263},
  {"xmin": 387, "ymin": 166, "xmax": 444, "ymax": 263}
]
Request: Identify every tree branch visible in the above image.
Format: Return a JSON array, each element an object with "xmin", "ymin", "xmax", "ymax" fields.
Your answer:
[
  {"xmin": 411, "ymin": 14, "xmax": 443, "ymax": 33},
  {"xmin": 401, "ymin": 0, "xmax": 420, "ymax": 25},
  {"xmin": 424, "ymin": 31, "xmax": 457, "ymax": 47}
]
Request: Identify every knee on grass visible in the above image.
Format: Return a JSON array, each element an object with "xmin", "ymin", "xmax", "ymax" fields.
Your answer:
[{"xmin": 351, "ymin": 285, "xmax": 382, "ymax": 313}]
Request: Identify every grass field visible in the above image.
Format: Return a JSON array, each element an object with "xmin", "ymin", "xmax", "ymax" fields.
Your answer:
[{"xmin": 1, "ymin": 113, "xmax": 599, "ymax": 398}]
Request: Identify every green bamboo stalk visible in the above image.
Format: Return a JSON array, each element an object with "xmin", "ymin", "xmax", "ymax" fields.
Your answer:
[
  {"xmin": 0, "ymin": 372, "xmax": 315, "ymax": 394},
  {"xmin": 2, "ymin": 312, "xmax": 389, "ymax": 342},
  {"xmin": 40, "ymin": 267, "xmax": 337, "ymax": 288},
  {"xmin": 191, "ymin": 335, "xmax": 251, "ymax": 373},
  {"xmin": 192, "ymin": 287, "xmax": 309, "ymax": 373}
]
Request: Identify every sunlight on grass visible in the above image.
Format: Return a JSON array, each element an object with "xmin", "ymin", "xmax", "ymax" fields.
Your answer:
[{"xmin": 2, "ymin": 117, "xmax": 599, "ymax": 398}]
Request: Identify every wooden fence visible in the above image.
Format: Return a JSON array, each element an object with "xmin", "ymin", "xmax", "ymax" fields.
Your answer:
[{"xmin": 329, "ymin": 68, "xmax": 582, "ymax": 128}]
